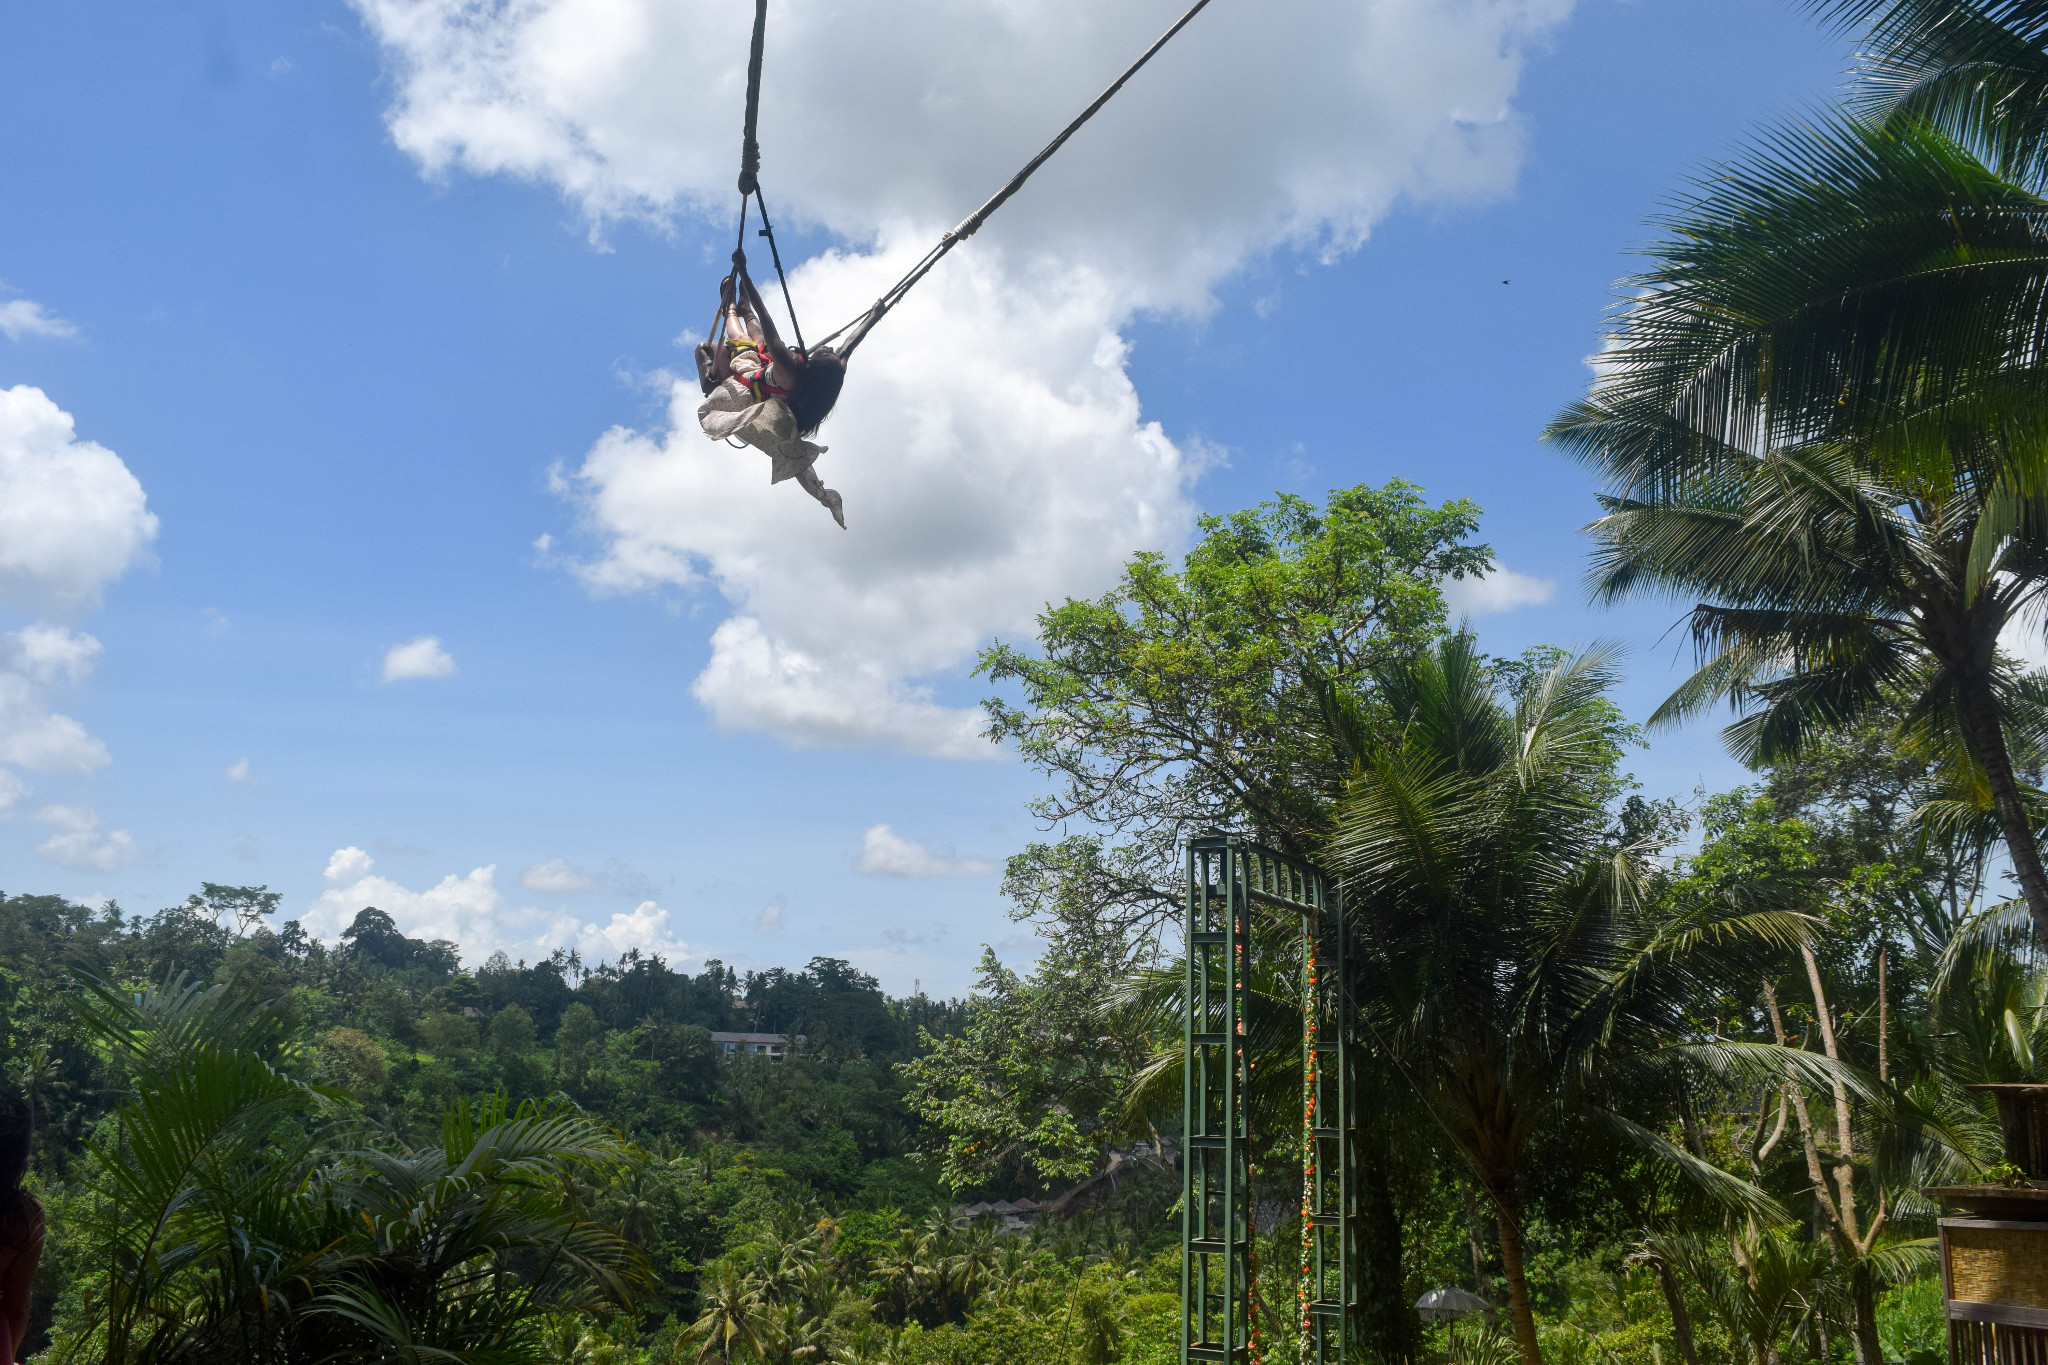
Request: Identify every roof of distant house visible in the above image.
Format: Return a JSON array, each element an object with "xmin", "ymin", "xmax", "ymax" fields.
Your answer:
[{"xmin": 710, "ymin": 1031, "xmax": 789, "ymax": 1044}]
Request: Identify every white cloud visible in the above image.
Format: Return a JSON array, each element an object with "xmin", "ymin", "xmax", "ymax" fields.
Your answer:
[
  {"xmin": 857, "ymin": 823, "xmax": 995, "ymax": 877},
  {"xmin": 308, "ymin": 846, "xmax": 690, "ymax": 965},
  {"xmin": 7, "ymin": 623, "xmax": 103, "ymax": 684},
  {"xmin": 0, "ymin": 391, "xmax": 150, "ymax": 779},
  {"xmin": 0, "ymin": 386, "xmax": 156, "ymax": 614},
  {"xmin": 355, "ymin": 0, "xmax": 1571, "ymax": 754},
  {"xmin": 589, "ymin": 900, "xmax": 684, "ymax": 956},
  {"xmin": 1443, "ymin": 564, "xmax": 1557, "ymax": 616},
  {"xmin": 36, "ymin": 802, "xmax": 97, "ymax": 833},
  {"xmin": 0, "ymin": 624, "xmax": 110, "ymax": 773},
  {"xmin": 0, "ymin": 770, "xmax": 26, "ymax": 818},
  {"xmin": 688, "ymin": 617, "xmax": 997, "ymax": 759},
  {"xmin": 381, "ymin": 635, "xmax": 456, "ymax": 682},
  {"xmin": 520, "ymin": 856, "xmax": 596, "ymax": 892},
  {"xmin": 757, "ymin": 902, "xmax": 783, "ymax": 934},
  {"xmin": 225, "ymin": 757, "xmax": 252, "ymax": 782},
  {"xmin": 34, "ymin": 804, "xmax": 139, "ymax": 871},
  {"xmin": 0, "ymin": 299, "xmax": 77, "ymax": 342}
]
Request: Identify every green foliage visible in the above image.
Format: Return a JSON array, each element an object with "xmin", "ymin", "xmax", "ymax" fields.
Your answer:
[
  {"xmin": 1542, "ymin": 59, "xmax": 2048, "ymax": 937},
  {"xmin": 980, "ymin": 480, "xmax": 1492, "ymax": 942},
  {"xmin": 0, "ymin": 882, "xmax": 972, "ymax": 1361},
  {"xmin": 902, "ymin": 940, "xmax": 1145, "ymax": 1190}
]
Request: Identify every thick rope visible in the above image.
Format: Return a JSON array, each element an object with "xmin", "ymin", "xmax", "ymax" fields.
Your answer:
[
  {"xmin": 824, "ymin": 0, "xmax": 1220, "ymax": 358},
  {"xmin": 727, "ymin": 0, "xmax": 805, "ymax": 352},
  {"xmin": 738, "ymin": 0, "xmax": 767, "ymax": 195}
]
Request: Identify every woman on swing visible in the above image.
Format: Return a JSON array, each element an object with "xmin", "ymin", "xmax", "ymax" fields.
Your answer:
[{"xmin": 698, "ymin": 250, "xmax": 849, "ymax": 528}]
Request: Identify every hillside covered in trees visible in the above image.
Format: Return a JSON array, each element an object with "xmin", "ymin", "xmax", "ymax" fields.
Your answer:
[{"xmin": 3, "ymin": 483, "xmax": 2025, "ymax": 1365}]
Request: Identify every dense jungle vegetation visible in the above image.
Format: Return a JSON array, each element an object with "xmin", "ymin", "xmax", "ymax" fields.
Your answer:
[
  {"xmin": 27, "ymin": 1, "xmax": 2048, "ymax": 1362},
  {"xmin": 3, "ymin": 478, "xmax": 2024, "ymax": 1365}
]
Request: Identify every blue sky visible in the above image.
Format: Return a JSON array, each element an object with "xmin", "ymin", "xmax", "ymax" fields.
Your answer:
[{"xmin": 0, "ymin": 0, "xmax": 1853, "ymax": 995}]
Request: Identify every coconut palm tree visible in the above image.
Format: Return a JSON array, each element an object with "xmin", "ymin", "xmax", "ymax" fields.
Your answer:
[
  {"xmin": 1324, "ymin": 638, "xmax": 1819, "ymax": 1365},
  {"xmin": 1807, "ymin": 0, "xmax": 2048, "ymax": 188},
  {"xmin": 1545, "ymin": 109, "xmax": 2048, "ymax": 939}
]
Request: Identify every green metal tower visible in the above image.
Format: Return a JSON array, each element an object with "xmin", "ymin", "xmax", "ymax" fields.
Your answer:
[{"xmin": 1181, "ymin": 834, "xmax": 1357, "ymax": 1365}]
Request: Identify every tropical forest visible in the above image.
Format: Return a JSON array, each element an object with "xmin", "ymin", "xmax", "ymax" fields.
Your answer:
[{"xmin": 15, "ymin": 1, "xmax": 2048, "ymax": 1364}]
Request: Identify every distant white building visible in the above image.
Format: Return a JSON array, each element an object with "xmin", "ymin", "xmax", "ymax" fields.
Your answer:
[
  {"xmin": 711, "ymin": 1031, "xmax": 798, "ymax": 1061},
  {"xmin": 957, "ymin": 1197, "xmax": 1042, "ymax": 1233}
]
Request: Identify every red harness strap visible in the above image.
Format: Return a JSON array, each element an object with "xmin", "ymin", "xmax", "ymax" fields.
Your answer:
[{"xmin": 727, "ymin": 337, "xmax": 790, "ymax": 402}]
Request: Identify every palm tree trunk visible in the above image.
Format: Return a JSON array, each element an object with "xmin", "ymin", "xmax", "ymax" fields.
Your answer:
[
  {"xmin": 1360, "ymin": 1139, "xmax": 1420, "ymax": 1365},
  {"xmin": 1849, "ymin": 1258, "xmax": 1884, "ymax": 1365},
  {"xmin": 1651, "ymin": 1258, "xmax": 1702, "ymax": 1365},
  {"xmin": 1492, "ymin": 1190, "xmax": 1544, "ymax": 1365},
  {"xmin": 1955, "ymin": 668, "xmax": 2048, "ymax": 940}
]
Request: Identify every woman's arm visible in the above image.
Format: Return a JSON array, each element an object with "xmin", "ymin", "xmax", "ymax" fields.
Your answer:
[
  {"xmin": 737, "ymin": 270, "xmax": 802, "ymax": 373},
  {"xmin": 706, "ymin": 275, "xmax": 738, "ymax": 382}
]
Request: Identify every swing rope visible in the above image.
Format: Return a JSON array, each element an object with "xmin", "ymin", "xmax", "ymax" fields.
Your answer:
[
  {"xmin": 730, "ymin": 0, "xmax": 806, "ymax": 356},
  {"xmin": 817, "ymin": 0, "xmax": 1221, "ymax": 359},
  {"xmin": 738, "ymin": 0, "xmax": 767, "ymax": 197}
]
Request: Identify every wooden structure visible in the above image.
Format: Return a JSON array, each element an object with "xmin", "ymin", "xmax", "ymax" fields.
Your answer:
[{"xmin": 1936, "ymin": 1086, "xmax": 2048, "ymax": 1365}]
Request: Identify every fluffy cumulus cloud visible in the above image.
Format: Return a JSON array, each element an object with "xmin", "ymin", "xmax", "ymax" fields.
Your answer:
[
  {"xmin": 1442, "ymin": 563, "xmax": 1557, "ymax": 616},
  {"xmin": 0, "ymin": 388, "xmax": 153, "ymax": 789},
  {"xmin": 857, "ymin": 823, "xmax": 995, "ymax": 877},
  {"xmin": 0, "ymin": 386, "xmax": 156, "ymax": 614},
  {"xmin": 0, "ymin": 769, "xmax": 27, "ymax": 818},
  {"xmin": 308, "ymin": 846, "xmax": 690, "ymax": 965},
  {"xmin": 382, "ymin": 635, "xmax": 456, "ymax": 682},
  {"xmin": 35, "ymin": 803, "xmax": 140, "ymax": 871},
  {"xmin": 354, "ymin": 0, "xmax": 1572, "ymax": 753}
]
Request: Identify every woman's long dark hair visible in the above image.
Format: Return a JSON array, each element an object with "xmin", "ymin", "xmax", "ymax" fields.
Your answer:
[
  {"xmin": 787, "ymin": 347, "xmax": 847, "ymax": 438},
  {"xmin": 0, "ymin": 1090, "xmax": 37, "ymax": 1248}
]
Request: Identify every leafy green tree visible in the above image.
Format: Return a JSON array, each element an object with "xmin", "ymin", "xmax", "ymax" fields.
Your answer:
[
  {"xmin": 980, "ymin": 480, "xmax": 1492, "ymax": 933},
  {"xmin": 557, "ymin": 1002, "xmax": 606, "ymax": 1091},
  {"xmin": 315, "ymin": 1026, "xmax": 390, "ymax": 1099},
  {"xmin": 490, "ymin": 1002, "xmax": 538, "ymax": 1056},
  {"xmin": 902, "ymin": 932, "xmax": 1147, "ymax": 1192},
  {"xmin": 417, "ymin": 1009, "xmax": 478, "ymax": 1057}
]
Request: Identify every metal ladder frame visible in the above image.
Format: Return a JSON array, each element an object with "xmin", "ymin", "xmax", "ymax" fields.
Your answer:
[{"xmin": 1182, "ymin": 834, "xmax": 1357, "ymax": 1365}]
